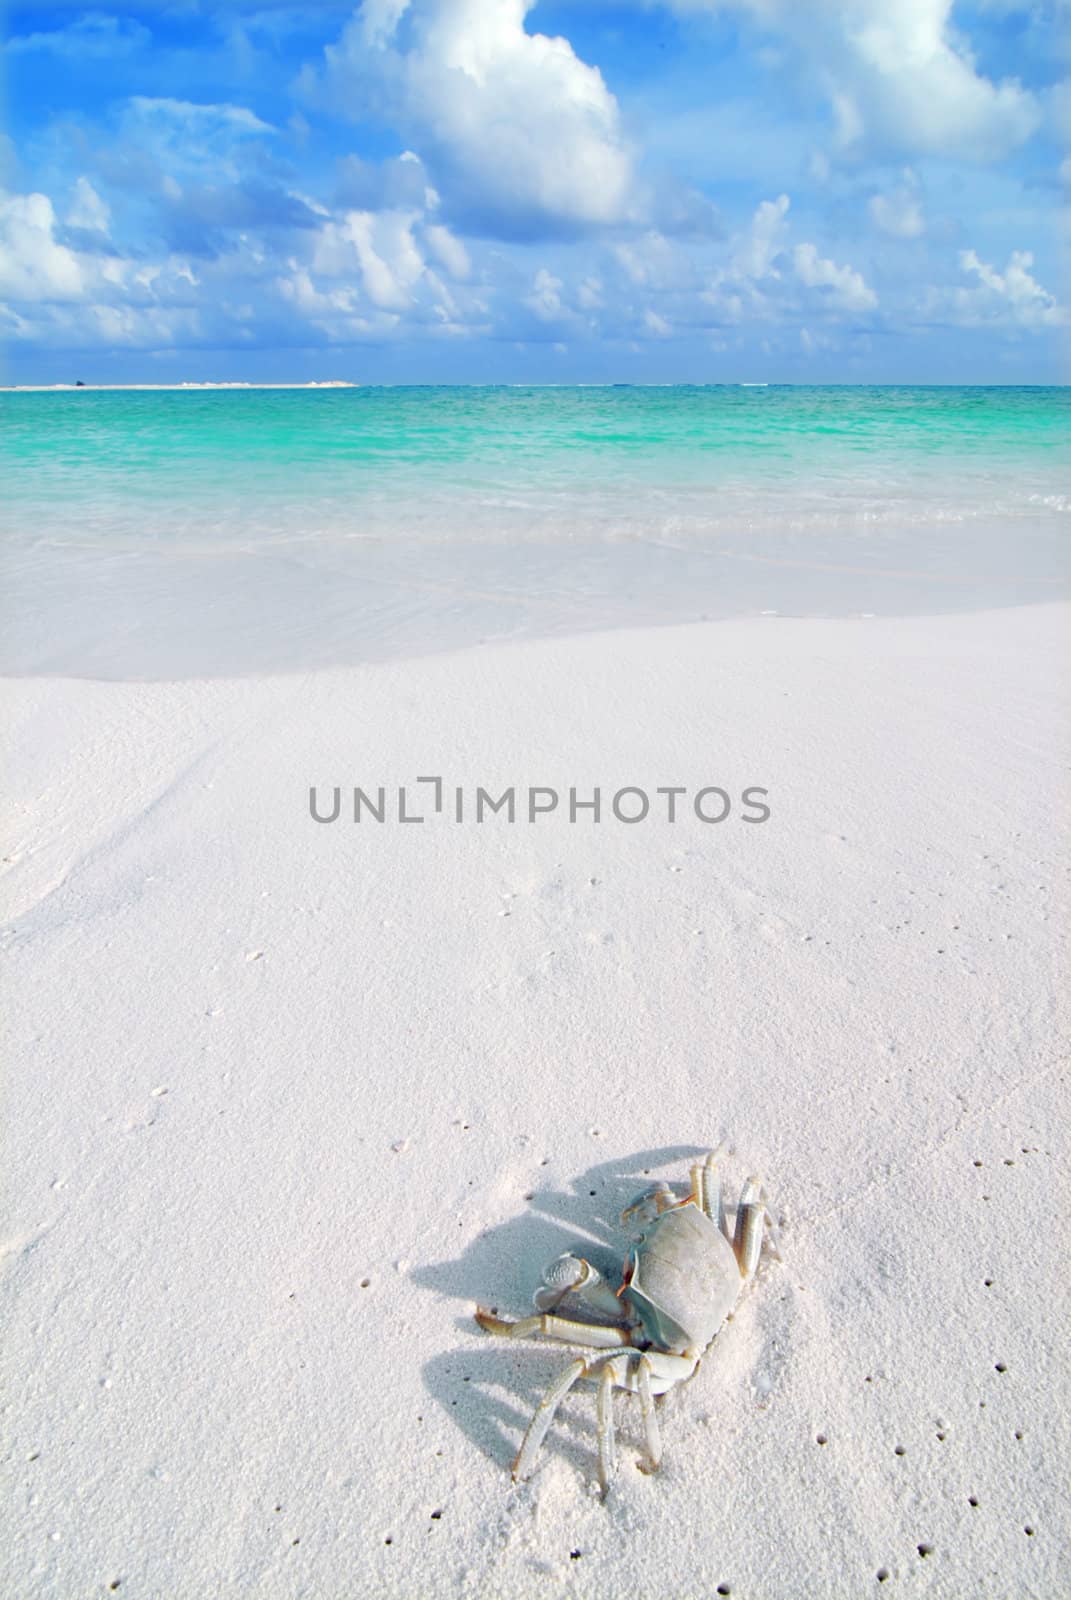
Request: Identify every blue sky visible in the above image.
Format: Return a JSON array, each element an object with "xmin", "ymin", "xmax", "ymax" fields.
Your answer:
[{"xmin": 1, "ymin": 0, "xmax": 1067, "ymax": 381}]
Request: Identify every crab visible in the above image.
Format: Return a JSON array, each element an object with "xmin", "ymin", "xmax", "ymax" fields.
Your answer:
[{"xmin": 475, "ymin": 1149, "xmax": 775, "ymax": 1493}]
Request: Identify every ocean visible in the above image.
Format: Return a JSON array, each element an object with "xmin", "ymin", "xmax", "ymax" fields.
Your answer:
[{"xmin": 2, "ymin": 384, "xmax": 1067, "ymax": 679}]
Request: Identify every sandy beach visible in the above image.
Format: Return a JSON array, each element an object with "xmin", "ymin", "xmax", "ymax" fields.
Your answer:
[{"xmin": 3, "ymin": 600, "xmax": 1067, "ymax": 1598}]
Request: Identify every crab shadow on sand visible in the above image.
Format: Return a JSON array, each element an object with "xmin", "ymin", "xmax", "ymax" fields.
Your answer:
[{"xmin": 416, "ymin": 1143, "xmax": 714, "ymax": 1478}]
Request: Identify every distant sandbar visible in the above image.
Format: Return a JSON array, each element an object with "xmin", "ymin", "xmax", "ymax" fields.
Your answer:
[{"xmin": 1, "ymin": 381, "xmax": 358, "ymax": 392}]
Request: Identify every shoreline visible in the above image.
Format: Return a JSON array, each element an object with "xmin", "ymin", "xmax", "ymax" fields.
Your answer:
[
  {"xmin": 4, "ymin": 585, "xmax": 1062, "ymax": 684},
  {"xmin": 2, "ymin": 594, "xmax": 1068, "ymax": 688}
]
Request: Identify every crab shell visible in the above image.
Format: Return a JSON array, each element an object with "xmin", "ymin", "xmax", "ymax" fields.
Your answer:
[{"xmin": 624, "ymin": 1202, "xmax": 742, "ymax": 1354}]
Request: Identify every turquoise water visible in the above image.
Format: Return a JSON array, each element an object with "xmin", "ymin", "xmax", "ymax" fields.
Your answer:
[{"xmin": 2, "ymin": 386, "xmax": 1068, "ymax": 677}]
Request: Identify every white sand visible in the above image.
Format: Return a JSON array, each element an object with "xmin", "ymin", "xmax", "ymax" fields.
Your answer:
[{"xmin": 3, "ymin": 604, "xmax": 1068, "ymax": 1598}]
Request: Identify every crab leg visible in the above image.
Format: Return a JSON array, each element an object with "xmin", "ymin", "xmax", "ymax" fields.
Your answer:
[
  {"xmin": 596, "ymin": 1361, "xmax": 617, "ymax": 1493},
  {"xmin": 599, "ymin": 1352, "xmax": 684, "ymax": 1490},
  {"xmin": 475, "ymin": 1308, "xmax": 631, "ymax": 1348},
  {"xmin": 636, "ymin": 1355, "xmax": 661, "ymax": 1473},
  {"xmin": 733, "ymin": 1176, "xmax": 765, "ymax": 1277},
  {"xmin": 512, "ymin": 1357, "xmax": 589, "ymax": 1481},
  {"xmin": 692, "ymin": 1149, "xmax": 729, "ymax": 1241},
  {"xmin": 513, "ymin": 1350, "xmax": 640, "ymax": 1488}
]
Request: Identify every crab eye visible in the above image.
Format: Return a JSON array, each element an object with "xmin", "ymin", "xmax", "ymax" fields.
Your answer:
[
  {"xmin": 621, "ymin": 1182, "xmax": 673, "ymax": 1227},
  {"xmin": 543, "ymin": 1254, "xmax": 585, "ymax": 1291}
]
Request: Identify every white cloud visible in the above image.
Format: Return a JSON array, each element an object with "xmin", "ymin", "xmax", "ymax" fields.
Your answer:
[
  {"xmin": 613, "ymin": 230, "xmax": 698, "ymax": 291},
  {"xmin": 671, "ymin": 0, "xmax": 1038, "ymax": 160},
  {"xmin": 0, "ymin": 285, "xmax": 201, "ymax": 351},
  {"xmin": 868, "ymin": 169, "xmax": 925, "ymax": 238},
  {"xmin": 0, "ymin": 191, "xmax": 86, "ymax": 301},
  {"xmin": 116, "ymin": 98, "xmax": 276, "ymax": 186},
  {"xmin": 702, "ymin": 193, "xmax": 794, "ymax": 317},
  {"xmin": 352, "ymin": 213, "xmax": 426, "ymax": 311},
  {"xmin": 793, "ymin": 241, "xmax": 878, "ymax": 311},
  {"xmin": 335, "ymin": 151, "xmax": 437, "ymax": 213},
  {"xmin": 700, "ymin": 194, "xmax": 789, "ymax": 321},
  {"xmin": 839, "ymin": 1, "xmax": 1036, "ymax": 158},
  {"xmin": 733, "ymin": 193, "xmax": 789, "ymax": 278},
  {"xmin": 577, "ymin": 275, "xmax": 603, "ymax": 309},
  {"xmin": 311, "ymin": 210, "xmax": 428, "ymax": 310},
  {"xmin": 0, "ymin": 184, "xmax": 209, "ymax": 347},
  {"xmin": 6, "ymin": 14, "xmax": 150, "ymax": 57},
  {"xmin": 361, "ymin": 0, "xmax": 412, "ymax": 49},
  {"xmin": 277, "ymin": 268, "xmax": 363, "ymax": 318},
  {"xmin": 0, "ymin": 146, "xmax": 1059, "ymax": 365},
  {"xmin": 310, "ymin": 0, "xmax": 635, "ymax": 236},
  {"xmin": 946, "ymin": 248, "xmax": 1067, "ymax": 328},
  {"xmin": 67, "ymin": 177, "xmax": 111, "ymax": 235},
  {"xmin": 2, "ymin": 154, "xmax": 490, "ymax": 352},
  {"xmin": 81, "ymin": 302, "xmax": 201, "ymax": 347},
  {"xmin": 525, "ymin": 267, "xmax": 565, "ymax": 320},
  {"xmin": 424, "ymin": 223, "xmax": 470, "ymax": 280},
  {"xmin": 800, "ymin": 326, "xmax": 835, "ymax": 354},
  {"xmin": 299, "ymin": 202, "xmax": 485, "ymax": 336},
  {"xmin": 126, "ymin": 98, "xmax": 273, "ymax": 137},
  {"xmin": 700, "ymin": 193, "xmax": 877, "ymax": 322}
]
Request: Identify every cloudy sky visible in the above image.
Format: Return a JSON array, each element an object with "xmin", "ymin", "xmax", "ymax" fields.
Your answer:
[{"xmin": 2, "ymin": 0, "xmax": 1068, "ymax": 381}]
